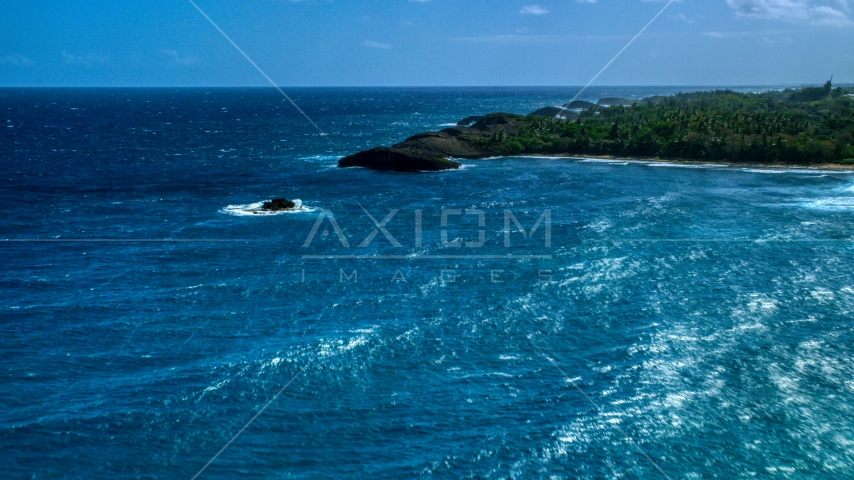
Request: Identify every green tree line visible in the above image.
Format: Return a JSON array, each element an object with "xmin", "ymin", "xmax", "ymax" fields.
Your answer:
[{"xmin": 485, "ymin": 85, "xmax": 854, "ymax": 164}]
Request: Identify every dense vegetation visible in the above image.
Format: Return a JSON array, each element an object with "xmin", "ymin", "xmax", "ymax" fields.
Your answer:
[{"xmin": 483, "ymin": 83, "xmax": 854, "ymax": 164}]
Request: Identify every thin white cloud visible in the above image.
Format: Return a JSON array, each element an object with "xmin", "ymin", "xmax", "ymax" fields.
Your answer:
[
  {"xmin": 672, "ymin": 12, "xmax": 695, "ymax": 23},
  {"xmin": 62, "ymin": 51, "xmax": 108, "ymax": 66},
  {"xmin": 362, "ymin": 40, "xmax": 392, "ymax": 49},
  {"xmin": 159, "ymin": 49, "xmax": 201, "ymax": 66},
  {"xmin": 0, "ymin": 55, "xmax": 34, "ymax": 67},
  {"xmin": 726, "ymin": 0, "xmax": 853, "ymax": 26},
  {"xmin": 521, "ymin": 4, "xmax": 549, "ymax": 15}
]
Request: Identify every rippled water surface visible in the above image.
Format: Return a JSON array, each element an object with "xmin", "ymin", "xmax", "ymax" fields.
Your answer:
[{"xmin": 3, "ymin": 88, "xmax": 854, "ymax": 479}]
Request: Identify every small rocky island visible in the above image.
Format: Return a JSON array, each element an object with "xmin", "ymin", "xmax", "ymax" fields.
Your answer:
[
  {"xmin": 338, "ymin": 81, "xmax": 854, "ymax": 172},
  {"xmin": 262, "ymin": 198, "xmax": 296, "ymax": 211}
]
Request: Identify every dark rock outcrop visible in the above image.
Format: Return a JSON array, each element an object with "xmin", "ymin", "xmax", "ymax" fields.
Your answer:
[
  {"xmin": 338, "ymin": 147, "xmax": 461, "ymax": 172},
  {"xmin": 263, "ymin": 199, "xmax": 296, "ymax": 211},
  {"xmin": 457, "ymin": 115, "xmax": 484, "ymax": 126},
  {"xmin": 338, "ymin": 113, "xmax": 531, "ymax": 172},
  {"xmin": 529, "ymin": 106, "xmax": 579, "ymax": 121},
  {"xmin": 563, "ymin": 100, "xmax": 596, "ymax": 110}
]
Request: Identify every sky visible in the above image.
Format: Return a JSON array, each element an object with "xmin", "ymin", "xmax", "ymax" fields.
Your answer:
[{"xmin": 1, "ymin": 0, "xmax": 853, "ymax": 87}]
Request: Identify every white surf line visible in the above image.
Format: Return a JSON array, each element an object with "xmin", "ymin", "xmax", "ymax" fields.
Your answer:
[
  {"xmin": 567, "ymin": 0, "xmax": 677, "ymax": 104},
  {"xmin": 188, "ymin": 0, "xmax": 337, "ymax": 147},
  {"xmin": 527, "ymin": 337, "xmax": 674, "ymax": 480}
]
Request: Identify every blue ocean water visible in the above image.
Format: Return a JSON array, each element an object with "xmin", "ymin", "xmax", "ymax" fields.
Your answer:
[{"xmin": 3, "ymin": 87, "xmax": 854, "ymax": 479}]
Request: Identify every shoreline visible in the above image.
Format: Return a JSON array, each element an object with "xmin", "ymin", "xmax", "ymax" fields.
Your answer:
[{"xmin": 482, "ymin": 153, "xmax": 854, "ymax": 171}]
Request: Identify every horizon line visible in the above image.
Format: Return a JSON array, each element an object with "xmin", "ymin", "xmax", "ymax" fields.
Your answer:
[{"xmin": 1, "ymin": 83, "xmax": 847, "ymax": 90}]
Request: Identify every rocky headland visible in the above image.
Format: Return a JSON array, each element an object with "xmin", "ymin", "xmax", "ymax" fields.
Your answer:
[
  {"xmin": 338, "ymin": 83, "xmax": 854, "ymax": 172},
  {"xmin": 338, "ymin": 115, "xmax": 527, "ymax": 171}
]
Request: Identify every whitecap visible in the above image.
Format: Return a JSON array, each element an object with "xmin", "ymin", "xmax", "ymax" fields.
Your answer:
[
  {"xmin": 793, "ymin": 194, "xmax": 854, "ymax": 211},
  {"xmin": 645, "ymin": 162, "xmax": 728, "ymax": 169},
  {"xmin": 220, "ymin": 199, "xmax": 317, "ymax": 216},
  {"xmin": 577, "ymin": 158, "xmax": 629, "ymax": 165},
  {"xmin": 512, "ymin": 155, "xmax": 566, "ymax": 160},
  {"xmin": 299, "ymin": 154, "xmax": 342, "ymax": 163},
  {"xmin": 742, "ymin": 167, "xmax": 842, "ymax": 174},
  {"xmin": 742, "ymin": 168, "xmax": 785, "ymax": 174},
  {"xmin": 351, "ymin": 327, "xmax": 376, "ymax": 334}
]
